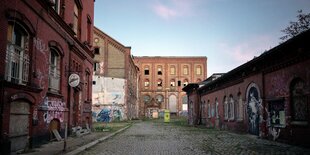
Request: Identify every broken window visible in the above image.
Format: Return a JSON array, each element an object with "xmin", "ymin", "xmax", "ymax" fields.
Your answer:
[
  {"xmin": 178, "ymin": 80, "xmax": 181, "ymax": 86},
  {"xmin": 157, "ymin": 79, "xmax": 162, "ymax": 87},
  {"xmin": 170, "ymin": 79, "xmax": 175, "ymax": 87},
  {"xmin": 157, "ymin": 66, "xmax": 162, "ymax": 75},
  {"xmin": 290, "ymin": 78, "xmax": 308, "ymax": 122},
  {"xmin": 144, "ymin": 66, "xmax": 149, "ymax": 75},
  {"xmin": 144, "ymin": 79, "xmax": 150, "ymax": 87},
  {"xmin": 94, "ymin": 47, "xmax": 100, "ymax": 55}
]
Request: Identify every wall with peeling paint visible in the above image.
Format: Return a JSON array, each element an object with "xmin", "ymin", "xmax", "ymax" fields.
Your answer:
[{"xmin": 92, "ymin": 77, "xmax": 127, "ymax": 122}]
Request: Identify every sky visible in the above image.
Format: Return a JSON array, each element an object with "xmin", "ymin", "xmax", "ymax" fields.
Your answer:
[{"xmin": 94, "ymin": 0, "xmax": 310, "ymax": 78}]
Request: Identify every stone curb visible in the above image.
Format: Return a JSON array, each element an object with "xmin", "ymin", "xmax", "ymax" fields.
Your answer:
[{"xmin": 64, "ymin": 124, "xmax": 132, "ymax": 155}]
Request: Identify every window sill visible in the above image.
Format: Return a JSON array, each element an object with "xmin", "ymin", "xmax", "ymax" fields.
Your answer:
[
  {"xmin": 291, "ymin": 121, "xmax": 308, "ymax": 126},
  {"xmin": 47, "ymin": 90, "xmax": 63, "ymax": 98}
]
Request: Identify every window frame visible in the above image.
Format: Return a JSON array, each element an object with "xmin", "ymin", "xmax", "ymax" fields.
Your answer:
[
  {"xmin": 5, "ymin": 23, "xmax": 30, "ymax": 85},
  {"xmin": 290, "ymin": 78, "xmax": 308, "ymax": 125},
  {"xmin": 48, "ymin": 47, "xmax": 61, "ymax": 93},
  {"xmin": 170, "ymin": 66, "xmax": 175, "ymax": 75}
]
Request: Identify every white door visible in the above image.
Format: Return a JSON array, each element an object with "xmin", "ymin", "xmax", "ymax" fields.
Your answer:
[{"xmin": 9, "ymin": 101, "xmax": 30, "ymax": 152}]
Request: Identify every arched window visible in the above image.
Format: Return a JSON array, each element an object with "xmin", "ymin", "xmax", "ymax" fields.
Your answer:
[
  {"xmin": 157, "ymin": 79, "xmax": 163, "ymax": 89},
  {"xmin": 224, "ymin": 96, "xmax": 228, "ymax": 120},
  {"xmin": 170, "ymin": 79, "xmax": 176, "ymax": 87},
  {"xmin": 51, "ymin": 0, "xmax": 61, "ymax": 14},
  {"xmin": 183, "ymin": 65, "xmax": 189, "ymax": 75},
  {"xmin": 85, "ymin": 69, "xmax": 91, "ymax": 101},
  {"xmin": 215, "ymin": 98, "xmax": 219, "ymax": 118},
  {"xmin": 157, "ymin": 65, "xmax": 162, "ymax": 75},
  {"xmin": 246, "ymin": 82, "xmax": 261, "ymax": 135},
  {"xmin": 73, "ymin": 1, "xmax": 81, "ymax": 38},
  {"xmin": 155, "ymin": 95, "xmax": 164, "ymax": 104},
  {"xmin": 143, "ymin": 95, "xmax": 151, "ymax": 104},
  {"xmin": 290, "ymin": 78, "xmax": 308, "ymax": 122},
  {"xmin": 196, "ymin": 65, "xmax": 202, "ymax": 75},
  {"xmin": 183, "ymin": 79, "xmax": 189, "ymax": 87},
  {"xmin": 201, "ymin": 100, "xmax": 206, "ymax": 119},
  {"xmin": 48, "ymin": 47, "xmax": 61, "ymax": 92},
  {"xmin": 229, "ymin": 95, "xmax": 235, "ymax": 120},
  {"xmin": 237, "ymin": 92, "xmax": 243, "ymax": 120},
  {"xmin": 86, "ymin": 15, "xmax": 92, "ymax": 44},
  {"xmin": 170, "ymin": 65, "xmax": 175, "ymax": 75},
  {"xmin": 144, "ymin": 79, "xmax": 150, "ymax": 87},
  {"xmin": 5, "ymin": 22, "xmax": 30, "ymax": 85},
  {"xmin": 207, "ymin": 100, "xmax": 211, "ymax": 118},
  {"xmin": 144, "ymin": 66, "xmax": 149, "ymax": 75}
]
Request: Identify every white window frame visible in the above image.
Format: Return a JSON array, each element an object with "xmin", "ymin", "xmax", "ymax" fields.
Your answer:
[{"xmin": 5, "ymin": 24, "xmax": 29, "ymax": 85}]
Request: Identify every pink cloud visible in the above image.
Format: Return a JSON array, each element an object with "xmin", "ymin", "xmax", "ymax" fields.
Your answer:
[
  {"xmin": 153, "ymin": 3, "xmax": 178, "ymax": 20},
  {"xmin": 219, "ymin": 35, "xmax": 278, "ymax": 66},
  {"xmin": 152, "ymin": 0, "xmax": 196, "ymax": 20}
]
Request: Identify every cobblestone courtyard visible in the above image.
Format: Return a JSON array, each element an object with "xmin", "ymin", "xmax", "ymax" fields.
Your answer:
[{"xmin": 80, "ymin": 119, "xmax": 310, "ymax": 155}]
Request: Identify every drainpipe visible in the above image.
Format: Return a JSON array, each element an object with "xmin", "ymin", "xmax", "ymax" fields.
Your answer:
[{"xmin": 0, "ymin": 80, "xmax": 4, "ymax": 139}]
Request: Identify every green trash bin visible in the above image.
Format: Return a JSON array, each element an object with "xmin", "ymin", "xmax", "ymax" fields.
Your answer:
[{"xmin": 164, "ymin": 109, "xmax": 170, "ymax": 123}]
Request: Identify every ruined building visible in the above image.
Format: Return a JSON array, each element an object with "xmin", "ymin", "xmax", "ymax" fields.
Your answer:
[
  {"xmin": 92, "ymin": 27, "xmax": 139, "ymax": 122},
  {"xmin": 134, "ymin": 56, "xmax": 207, "ymax": 117}
]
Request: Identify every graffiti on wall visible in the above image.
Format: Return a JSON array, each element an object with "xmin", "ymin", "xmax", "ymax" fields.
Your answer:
[
  {"xmin": 247, "ymin": 85, "xmax": 261, "ymax": 136},
  {"xmin": 33, "ymin": 37, "xmax": 49, "ymax": 53},
  {"xmin": 264, "ymin": 99, "xmax": 286, "ymax": 141},
  {"xmin": 92, "ymin": 105, "xmax": 125, "ymax": 122},
  {"xmin": 92, "ymin": 77, "xmax": 126, "ymax": 121},
  {"xmin": 39, "ymin": 97, "xmax": 66, "ymax": 123}
]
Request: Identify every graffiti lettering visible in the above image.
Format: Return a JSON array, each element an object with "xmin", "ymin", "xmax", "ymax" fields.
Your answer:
[
  {"xmin": 40, "ymin": 97, "xmax": 66, "ymax": 123},
  {"xmin": 33, "ymin": 37, "xmax": 49, "ymax": 53}
]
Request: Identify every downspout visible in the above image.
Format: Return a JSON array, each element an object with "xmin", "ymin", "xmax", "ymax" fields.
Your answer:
[
  {"xmin": 197, "ymin": 88, "xmax": 201, "ymax": 125},
  {"xmin": 0, "ymin": 81, "xmax": 4, "ymax": 140}
]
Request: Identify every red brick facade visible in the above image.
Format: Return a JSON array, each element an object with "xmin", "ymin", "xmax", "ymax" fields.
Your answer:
[
  {"xmin": 183, "ymin": 30, "xmax": 310, "ymax": 147},
  {"xmin": 134, "ymin": 56, "xmax": 207, "ymax": 117},
  {"xmin": 0, "ymin": 0, "xmax": 94, "ymax": 152}
]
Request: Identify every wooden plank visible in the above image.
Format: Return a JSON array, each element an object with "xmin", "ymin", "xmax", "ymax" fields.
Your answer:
[{"xmin": 52, "ymin": 129, "xmax": 62, "ymax": 141}]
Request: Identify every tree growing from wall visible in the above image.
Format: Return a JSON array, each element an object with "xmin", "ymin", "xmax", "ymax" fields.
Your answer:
[{"xmin": 280, "ymin": 10, "xmax": 310, "ymax": 41}]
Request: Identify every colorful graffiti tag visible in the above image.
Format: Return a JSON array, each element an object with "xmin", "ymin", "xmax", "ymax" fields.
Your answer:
[{"xmin": 92, "ymin": 105, "xmax": 124, "ymax": 122}]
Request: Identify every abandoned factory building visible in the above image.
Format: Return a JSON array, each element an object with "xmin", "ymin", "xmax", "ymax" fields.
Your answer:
[
  {"xmin": 183, "ymin": 29, "xmax": 310, "ymax": 147},
  {"xmin": 134, "ymin": 56, "xmax": 207, "ymax": 118}
]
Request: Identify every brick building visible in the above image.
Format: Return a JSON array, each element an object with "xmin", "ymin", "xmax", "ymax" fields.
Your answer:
[
  {"xmin": 134, "ymin": 56, "xmax": 207, "ymax": 117},
  {"xmin": 183, "ymin": 30, "xmax": 310, "ymax": 147},
  {"xmin": 0, "ymin": 0, "xmax": 94, "ymax": 153},
  {"xmin": 92, "ymin": 27, "xmax": 139, "ymax": 122}
]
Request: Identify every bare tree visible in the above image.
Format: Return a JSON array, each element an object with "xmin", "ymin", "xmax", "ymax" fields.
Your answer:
[{"xmin": 280, "ymin": 10, "xmax": 310, "ymax": 41}]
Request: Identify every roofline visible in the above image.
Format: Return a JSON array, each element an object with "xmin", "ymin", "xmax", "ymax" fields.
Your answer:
[{"xmin": 94, "ymin": 26, "xmax": 130, "ymax": 49}]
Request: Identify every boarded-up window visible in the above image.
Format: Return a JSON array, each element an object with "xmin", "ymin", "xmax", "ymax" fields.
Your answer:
[{"xmin": 290, "ymin": 78, "xmax": 308, "ymax": 122}]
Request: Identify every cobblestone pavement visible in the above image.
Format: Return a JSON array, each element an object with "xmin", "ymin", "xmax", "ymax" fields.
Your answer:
[{"xmin": 79, "ymin": 119, "xmax": 310, "ymax": 155}]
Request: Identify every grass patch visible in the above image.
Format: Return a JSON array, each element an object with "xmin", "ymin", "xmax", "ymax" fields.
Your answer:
[{"xmin": 92, "ymin": 121, "xmax": 131, "ymax": 132}]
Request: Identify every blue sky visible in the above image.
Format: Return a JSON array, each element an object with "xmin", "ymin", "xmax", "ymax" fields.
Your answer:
[{"xmin": 94, "ymin": 0, "xmax": 310, "ymax": 77}]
